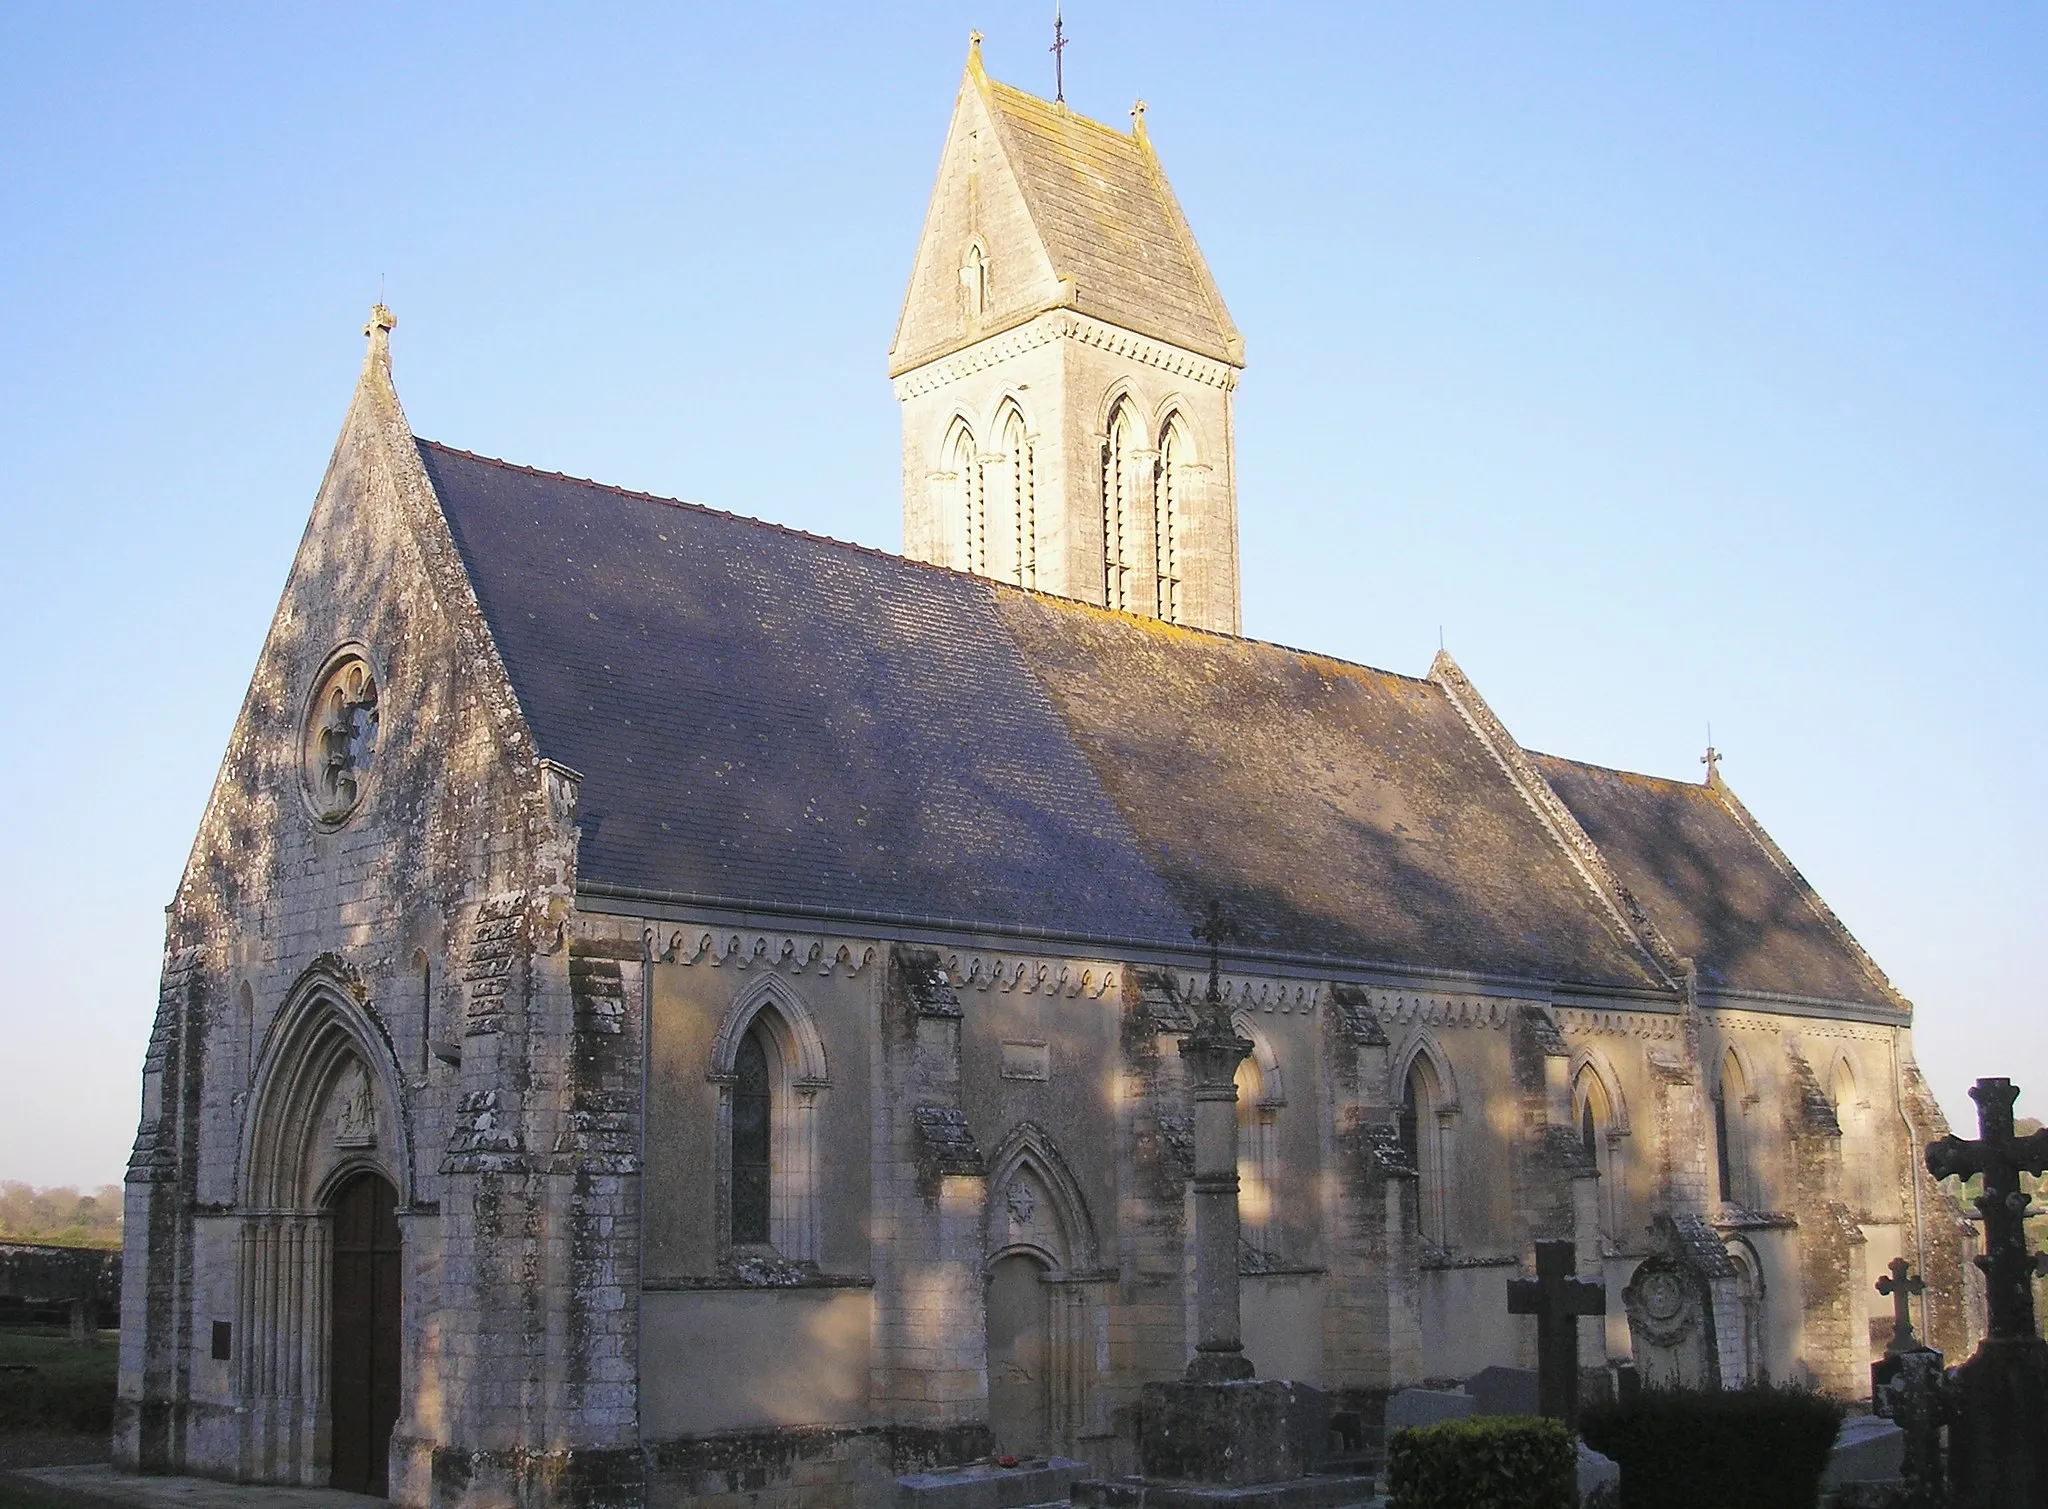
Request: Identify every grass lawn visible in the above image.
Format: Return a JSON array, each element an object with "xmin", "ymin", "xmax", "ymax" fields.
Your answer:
[{"xmin": 0, "ymin": 1329, "xmax": 116, "ymax": 1435}]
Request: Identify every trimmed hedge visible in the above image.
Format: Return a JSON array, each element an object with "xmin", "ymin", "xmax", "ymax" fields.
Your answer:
[
  {"xmin": 1580, "ymin": 1383, "xmax": 1845, "ymax": 1509},
  {"xmin": 1387, "ymin": 1415, "xmax": 1576, "ymax": 1509}
]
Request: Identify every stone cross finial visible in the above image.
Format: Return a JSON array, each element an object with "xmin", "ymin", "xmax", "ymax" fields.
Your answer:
[
  {"xmin": 1701, "ymin": 742, "xmax": 1722, "ymax": 782},
  {"xmin": 365, "ymin": 303, "xmax": 395, "ymax": 339},
  {"xmin": 1507, "ymin": 1239, "xmax": 1607, "ymax": 1425},
  {"xmin": 1926, "ymin": 1076, "xmax": 2048, "ymax": 1340},
  {"xmin": 1876, "ymin": 1256, "xmax": 1926, "ymax": 1355},
  {"xmin": 1192, "ymin": 898, "xmax": 1240, "ymax": 1014}
]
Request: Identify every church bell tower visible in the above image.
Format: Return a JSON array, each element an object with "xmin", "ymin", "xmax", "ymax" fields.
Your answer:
[{"xmin": 889, "ymin": 36, "xmax": 1245, "ymax": 634}]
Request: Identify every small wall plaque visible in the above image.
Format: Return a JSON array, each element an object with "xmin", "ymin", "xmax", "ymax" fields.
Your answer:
[{"xmin": 1000, "ymin": 1041, "xmax": 1050, "ymax": 1082}]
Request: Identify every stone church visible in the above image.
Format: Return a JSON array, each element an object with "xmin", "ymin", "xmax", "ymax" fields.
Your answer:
[{"xmin": 120, "ymin": 38, "xmax": 1975, "ymax": 1508}]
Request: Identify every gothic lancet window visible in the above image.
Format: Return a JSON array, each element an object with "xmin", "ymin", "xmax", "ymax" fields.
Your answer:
[
  {"xmin": 1154, "ymin": 413, "xmax": 1188, "ymax": 622},
  {"xmin": 944, "ymin": 420, "xmax": 983, "ymax": 575},
  {"xmin": 1575, "ymin": 1065, "xmax": 1622, "ymax": 1239},
  {"xmin": 1715, "ymin": 1050, "xmax": 1756, "ymax": 1210},
  {"xmin": 961, "ymin": 242, "xmax": 988, "ymax": 321},
  {"xmin": 1402, "ymin": 1055, "xmax": 1449, "ymax": 1246},
  {"xmin": 1101, "ymin": 400, "xmax": 1136, "ymax": 610},
  {"xmin": 731, "ymin": 1027, "xmax": 772, "ymax": 1245}
]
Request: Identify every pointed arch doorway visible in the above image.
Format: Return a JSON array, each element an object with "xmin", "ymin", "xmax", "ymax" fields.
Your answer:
[{"xmin": 328, "ymin": 1171, "xmax": 401, "ymax": 1496}]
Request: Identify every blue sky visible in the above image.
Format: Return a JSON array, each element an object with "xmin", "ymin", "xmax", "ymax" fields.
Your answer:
[{"xmin": 1, "ymin": 3, "xmax": 2041, "ymax": 1185}]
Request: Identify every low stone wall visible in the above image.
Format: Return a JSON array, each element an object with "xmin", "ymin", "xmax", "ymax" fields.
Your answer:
[{"xmin": 0, "ymin": 1242, "xmax": 121, "ymax": 1329}]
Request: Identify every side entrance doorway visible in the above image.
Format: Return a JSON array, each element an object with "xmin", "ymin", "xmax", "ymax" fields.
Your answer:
[
  {"xmin": 986, "ymin": 1252, "xmax": 1050, "ymax": 1457},
  {"xmin": 329, "ymin": 1171, "xmax": 402, "ymax": 1496}
]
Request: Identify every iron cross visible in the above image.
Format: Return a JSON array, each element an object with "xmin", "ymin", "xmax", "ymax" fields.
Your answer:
[
  {"xmin": 1050, "ymin": 5, "xmax": 1068, "ymax": 103},
  {"xmin": 1875, "ymin": 1256, "xmax": 1926, "ymax": 1355},
  {"xmin": 1926, "ymin": 1076, "xmax": 2048, "ymax": 1340},
  {"xmin": 1507, "ymin": 1240, "xmax": 1607, "ymax": 1425}
]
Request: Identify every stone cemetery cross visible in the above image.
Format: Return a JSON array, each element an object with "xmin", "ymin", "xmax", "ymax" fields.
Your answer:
[
  {"xmin": 1180, "ymin": 901, "xmax": 1257, "ymax": 1381},
  {"xmin": 1507, "ymin": 1239, "xmax": 1607, "ymax": 1424},
  {"xmin": 1876, "ymin": 1256, "xmax": 1926, "ymax": 1354},
  {"xmin": 1926, "ymin": 1076, "xmax": 2048, "ymax": 1340}
]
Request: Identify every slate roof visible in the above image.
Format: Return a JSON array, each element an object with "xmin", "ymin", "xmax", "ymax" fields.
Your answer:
[
  {"xmin": 1529, "ymin": 754, "xmax": 1892, "ymax": 1004},
  {"xmin": 980, "ymin": 77, "xmax": 1240, "ymax": 364},
  {"xmin": 420, "ymin": 439, "xmax": 1887, "ymax": 1005}
]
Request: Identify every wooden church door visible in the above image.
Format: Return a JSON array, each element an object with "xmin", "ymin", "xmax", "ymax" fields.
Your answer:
[{"xmin": 330, "ymin": 1172, "xmax": 402, "ymax": 1495}]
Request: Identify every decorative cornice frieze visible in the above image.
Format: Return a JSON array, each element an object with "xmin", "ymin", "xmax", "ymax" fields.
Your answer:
[
  {"xmin": 1556, "ymin": 1006, "xmax": 1682, "ymax": 1041},
  {"xmin": 945, "ymin": 952, "xmax": 1121, "ymax": 999},
  {"xmin": 891, "ymin": 311, "xmax": 1240, "ymax": 399},
  {"xmin": 655, "ymin": 929, "xmax": 876, "ymax": 977}
]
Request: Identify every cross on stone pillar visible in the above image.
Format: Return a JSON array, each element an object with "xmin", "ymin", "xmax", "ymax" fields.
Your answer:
[
  {"xmin": 1876, "ymin": 1256, "xmax": 1927, "ymax": 1355},
  {"xmin": 1507, "ymin": 1238, "xmax": 1607, "ymax": 1425},
  {"xmin": 1927, "ymin": 1076, "xmax": 2048, "ymax": 1340},
  {"xmin": 1180, "ymin": 900, "xmax": 1255, "ymax": 1381}
]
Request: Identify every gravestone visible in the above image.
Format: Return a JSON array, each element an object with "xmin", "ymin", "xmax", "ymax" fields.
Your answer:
[
  {"xmin": 1925, "ymin": 1075, "xmax": 2048, "ymax": 1509},
  {"xmin": 1622, "ymin": 1254, "xmax": 1715, "ymax": 1389},
  {"xmin": 1507, "ymin": 1240, "xmax": 1606, "ymax": 1425},
  {"xmin": 1869, "ymin": 1258, "xmax": 1944, "ymax": 1509},
  {"xmin": 1383, "ymin": 1388, "xmax": 1475, "ymax": 1434},
  {"xmin": 1462, "ymin": 1365, "xmax": 1539, "ymax": 1418}
]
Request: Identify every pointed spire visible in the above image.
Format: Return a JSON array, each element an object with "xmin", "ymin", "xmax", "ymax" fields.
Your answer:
[{"xmin": 363, "ymin": 303, "xmax": 396, "ymax": 378}]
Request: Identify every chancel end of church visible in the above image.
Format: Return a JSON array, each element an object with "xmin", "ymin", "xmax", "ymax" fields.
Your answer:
[{"xmin": 119, "ymin": 37, "xmax": 1979, "ymax": 1509}]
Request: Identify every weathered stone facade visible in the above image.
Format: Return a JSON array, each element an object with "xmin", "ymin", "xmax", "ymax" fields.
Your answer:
[{"xmin": 121, "ymin": 41, "xmax": 1977, "ymax": 1509}]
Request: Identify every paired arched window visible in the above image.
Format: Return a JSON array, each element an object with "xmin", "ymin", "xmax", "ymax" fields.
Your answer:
[
  {"xmin": 1102, "ymin": 399, "xmax": 1138, "ymax": 610},
  {"xmin": 1153, "ymin": 412, "xmax": 1189, "ymax": 623},
  {"xmin": 1400, "ymin": 1053, "xmax": 1450, "ymax": 1246}
]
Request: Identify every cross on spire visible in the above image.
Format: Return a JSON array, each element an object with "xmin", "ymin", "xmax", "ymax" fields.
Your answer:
[
  {"xmin": 1702, "ymin": 727, "xmax": 1722, "ymax": 783},
  {"xmin": 1927, "ymin": 1076, "xmax": 2048, "ymax": 1339},
  {"xmin": 1506, "ymin": 1240, "xmax": 1607, "ymax": 1425},
  {"xmin": 1875, "ymin": 1256, "xmax": 1926, "ymax": 1355},
  {"xmin": 1050, "ymin": 5, "xmax": 1068, "ymax": 103}
]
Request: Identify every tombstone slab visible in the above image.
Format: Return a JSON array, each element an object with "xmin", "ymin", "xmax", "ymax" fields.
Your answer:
[
  {"xmin": 1463, "ymin": 1366, "xmax": 1540, "ymax": 1418},
  {"xmin": 1383, "ymin": 1388, "xmax": 1475, "ymax": 1435},
  {"xmin": 1819, "ymin": 1415, "xmax": 1905, "ymax": 1495},
  {"xmin": 1139, "ymin": 1380, "xmax": 1326, "ymax": 1486},
  {"xmin": 896, "ymin": 1458, "xmax": 1090, "ymax": 1509}
]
